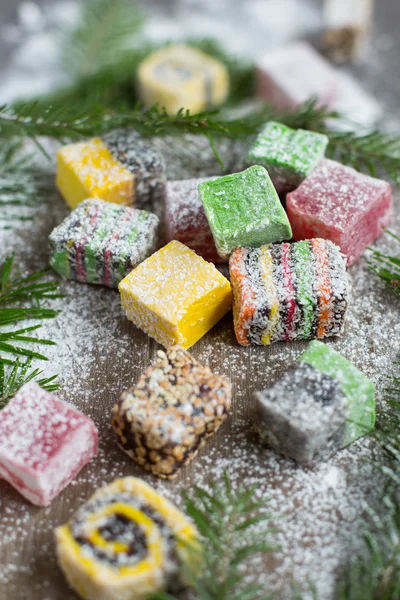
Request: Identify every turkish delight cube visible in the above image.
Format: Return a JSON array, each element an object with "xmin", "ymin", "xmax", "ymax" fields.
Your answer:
[
  {"xmin": 229, "ymin": 239, "xmax": 349, "ymax": 346},
  {"xmin": 112, "ymin": 346, "xmax": 231, "ymax": 479},
  {"xmin": 253, "ymin": 363, "xmax": 348, "ymax": 464},
  {"xmin": 57, "ymin": 137, "xmax": 134, "ymax": 209},
  {"xmin": 165, "ymin": 177, "xmax": 223, "ymax": 263},
  {"xmin": 137, "ymin": 44, "xmax": 229, "ymax": 115},
  {"xmin": 256, "ymin": 41, "xmax": 339, "ymax": 109},
  {"xmin": 198, "ymin": 166, "xmax": 292, "ymax": 259},
  {"xmin": 56, "ymin": 477, "xmax": 199, "ymax": 600},
  {"xmin": 49, "ymin": 199, "xmax": 159, "ymax": 288},
  {"xmin": 299, "ymin": 340, "xmax": 376, "ymax": 444},
  {"xmin": 118, "ymin": 240, "xmax": 232, "ymax": 349},
  {"xmin": 0, "ymin": 382, "xmax": 98, "ymax": 507},
  {"xmin": 57, "ymin": 131, "xmax": 166, "ymax": 212},
  {"xmin": 102, "ymin": 129, "xmax": 166, "ymax": 213},
  {"xmin": 246, "ymin": 121, "xmax": 328, "ymax": 194},
  {"xmin": 286, "ymin": 159, "xmax": 393, "ymax": 265}
]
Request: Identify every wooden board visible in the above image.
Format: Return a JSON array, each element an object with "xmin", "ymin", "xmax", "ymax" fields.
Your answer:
[{"xmin": 1, "ymin": 1, "xmax": 400, "ymax": 599}]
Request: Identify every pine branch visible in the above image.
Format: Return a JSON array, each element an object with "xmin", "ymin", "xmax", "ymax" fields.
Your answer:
[
  {"xmin": 62, "ymin": 0, "xmax": 145, "ymax": 79},
  {"xmin": 368, "ymin": 231, "xmax": 400, "ymax": 295},
  {"xmin": 158, "ymin": 472, "xmax": 276, "ymax": 600},
  {"xmin": 0, "ymin": 254, "xmax": 62, "ymax": 364},
  {"xmin": 0, "ymin": 358, "xmax": 59, "ymax": 409}
]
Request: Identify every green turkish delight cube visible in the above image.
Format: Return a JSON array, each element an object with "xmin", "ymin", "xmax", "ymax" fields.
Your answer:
[
  {"xmin": 299, "ymin": 340, "xmax": 376, "ymax": 445},
  {"xmin": 198, "ymin": 165, "xmax": 292, "ymax": 259},
  {"xmin": 247, "ymin": 121, "xmax": 328, "ymax": 193}
]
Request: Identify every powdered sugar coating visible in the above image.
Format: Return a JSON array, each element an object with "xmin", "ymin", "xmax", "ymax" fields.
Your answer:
[
  {"xmin": 230, "ymin": 239, "xmax": 350, "ymax": 345},
  {"xmin": 286, "ymin": 158, "xmax": 394, "ymax": 265},
  {"xmin": 118, "ymin": 241, "xmax": 232, "ymax": 348},
  {"xmin": 0, "ymin": 382, "xmax": 98, "ymax": 507},
  {"xmin": 199, "ymin": 166, "xmax": 292, "ymax": 258},
  {"xmin": 103, "ymin": 129, "xmax": 166, "ymax": 215},
  {"xmin": 247, "ymin": 121, "xmax": 328, "ymax": 193},
  {"xmin": 112, "ymin": 346, "xmax": 231, "ymax": 478},
  {"xmin": 49, "ymin": 199, "xmax": 159, "ymax": 288},
  {"xmin": 256, "ymin": 41, "xmax": 339, "ymax": 108},
  {"xmin": 253, "ymin": 363, "xmax": 348, "ymax": 464},
  {"xmin": 165, "ymin": 177, "xmax": 223, "ymax": 263}
]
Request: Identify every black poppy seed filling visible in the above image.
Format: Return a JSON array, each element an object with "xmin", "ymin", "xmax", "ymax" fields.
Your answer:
[
  {"xmin": 244, "ymin": 248, "xmax": 271, "ymax": 345},
  {"xmin": 269, "ymin": 243, "xmax": 288, "ymax": 340},
  {"xmin": 326, "ymin": 243, "xmax": 349, "ymax": 337},
  {"xmin": 70, "ymin": 492, "xmax": 175, "ymax": 567}
]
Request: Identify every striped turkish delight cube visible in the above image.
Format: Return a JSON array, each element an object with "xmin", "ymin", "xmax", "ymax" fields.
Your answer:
[
  {"xmin": 229, "ymin": 239, "xmax": 349, "ymax": 346},
  {"xmin": 49, "ymin": 199, "xmax": 159, "ymax": 288}
]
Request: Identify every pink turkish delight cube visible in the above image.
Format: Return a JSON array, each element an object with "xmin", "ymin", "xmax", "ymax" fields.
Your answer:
[
  {"xmin": 0, "ymin": 382, "xmax": 98, "ymax": 506},
  {"xmin": 165, "ymin": 177, "xmax": 225, "ymax": 263},
  {"xmin": 286, "ymin": 159, "xmax": 393, "ymax": 265},
  {"xmin": 256, "ymin": 42, "xmax": 338, "ymax": 109}
]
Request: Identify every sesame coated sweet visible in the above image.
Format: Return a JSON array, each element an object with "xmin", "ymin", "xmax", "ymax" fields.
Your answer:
[{"xmin": 112, "ymin": 346, "xmax": 231, "ymax": 478}]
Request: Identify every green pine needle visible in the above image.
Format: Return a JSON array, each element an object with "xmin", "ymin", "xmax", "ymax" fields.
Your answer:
[
  {"xmin": 62, "ymin": 0, "xmax": 145, "ymax": 79},
  {"xmin": 158, "ymin": 471, "xmax": 276, "ymax": 600},
  {"xmin": 0, "ymin": 254, "xmax": 62, "ymax": 363},
  {"xmin": 0, "ymin": 358, "xmax": 59, "ymax": 409},
  {"xmin": 368, "ymin": 231, "xmax": 400, "ymax": 295}
]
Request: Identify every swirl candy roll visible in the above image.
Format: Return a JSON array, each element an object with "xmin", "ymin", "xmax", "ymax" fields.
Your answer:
[
  {"xmin": 55, "ymin": 477, "xmax": 199, "ymax": 600},
  {"xmin": 229, "ymin": 239, "xmax": 349, "ymax": 346},
  {"xmin": 137, "ymin": 44, "xmax": 229, "ymax": 115}
]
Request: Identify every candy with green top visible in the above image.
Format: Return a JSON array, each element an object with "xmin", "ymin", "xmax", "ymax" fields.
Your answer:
[
  {"xmin": 246, "ymin": 122, "xmax": 328, "ymax": 194},
  {"xmin": 198, "ymin": 166, "xmax": 292, "ymax": 259},
  {"xmin": 299, "ymin": 340, "xmax": 376, "ymax": 445}
]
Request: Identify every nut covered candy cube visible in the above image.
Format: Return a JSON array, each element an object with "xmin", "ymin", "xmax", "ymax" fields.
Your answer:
[
  {"xmin": 55, "ymin": 477, "xmax": 199, "ymax": 600},
  {"xmin": 118, "ymin": 240, "xmax": 232, "ymax": 349},
  {"xmin": 229, "ymin": 239, "xmax": 349, "ymax": 346},
  {"xmin": 112, "ymin": 346, "xmax": 231, "ymax": 478},
  {"xmin": 256, "ymin": 41, "xmax": 338, "ymax": 109},
  {"xmin": 247, "ymin": 121, "xmax": 328, "ymax": 194},
  {"xmin": 49, "ymin": 199, "xmax": 159, "ymax": 288},
  {"xmin": 137, "ymin": 44, "xmax": 229, "ymax": 114},
  {"xmin": 253, "ymin": 363, "xmax": 349, "ymax": 464},
  {"xmin": 286, "ymin": 159, "xmax": 393, "ymax": 265},
  {"xmin": 0, "ymin": 382, "xmax": 98, "ymax": 506},
  {"xmin": 165, "ymin": 177, "xmax": 223, "ymax": 263},
  {"xmin": 299, "ymin": 340, "xmax": 376, "ymax": 445},
  {"xmin": 199, "ymin": 166, "xmax": 292, "ymax": 259}
]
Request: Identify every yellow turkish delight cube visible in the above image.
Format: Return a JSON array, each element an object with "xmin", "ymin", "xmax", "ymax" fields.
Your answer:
[
  {"xmin": 137, "ymin": 44, "xmax": 229, "ymax": 114},
  {"xmin": 119, "ymin": 240, "xmax": 232, "ymax": 348},
  {"xmin": 57, "ymin": 138, "xmax": 134, "ymax": 209}
]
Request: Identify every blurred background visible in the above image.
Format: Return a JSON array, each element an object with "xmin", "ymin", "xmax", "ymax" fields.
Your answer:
[{"xmin": 0, "ymin": 0, "xmax": 399, "ymax": 130}]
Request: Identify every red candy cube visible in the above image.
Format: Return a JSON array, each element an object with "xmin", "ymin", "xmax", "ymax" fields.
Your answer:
[
  {"xmin": 286, "ymin": 159, "xmax": 393, "ymax": 265},
  {"xmin": 165, "ymin": 177, "xmax": 224, "ymax": 263},
  {"xmin": 0, "ymin": 383, "xmax": 98, "ymax": 506}
]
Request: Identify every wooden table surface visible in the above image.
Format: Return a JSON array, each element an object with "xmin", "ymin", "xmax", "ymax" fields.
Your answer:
[{"xmin": 1, "ymin": 1, "xmax": 400, "ymax": 599}]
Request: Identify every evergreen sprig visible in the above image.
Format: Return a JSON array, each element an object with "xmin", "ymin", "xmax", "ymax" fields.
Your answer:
[
  {"xmin": 368, "ymin": 231, "xmax": 400, "ymax": 295},
  {"xmin": 62, "ymin": 0, "xmax": 145, "ymax": 79},
  {"xmin": 0, "ymin": 358, "xmax": 59, "ymax": 409},
  {"xmin": 154, "ymin": 472, "xmax": 276, "ymax": 600},
  {"xmin": 0, "ymin": 254, "xmax": 62, "ymax": 364}
]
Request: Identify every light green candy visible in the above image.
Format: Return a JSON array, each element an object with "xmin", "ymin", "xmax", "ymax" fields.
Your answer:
[
  {"xmin": 198, "ymin": 165, "xmax": 292, "ymax": 259},
  {"xmin": 247, "ymin": 121, "xmax": 328, "ymax": 192},
  {"xmin": 299, "ymin": 340, "xmax": 376, "ymax": 446}
]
